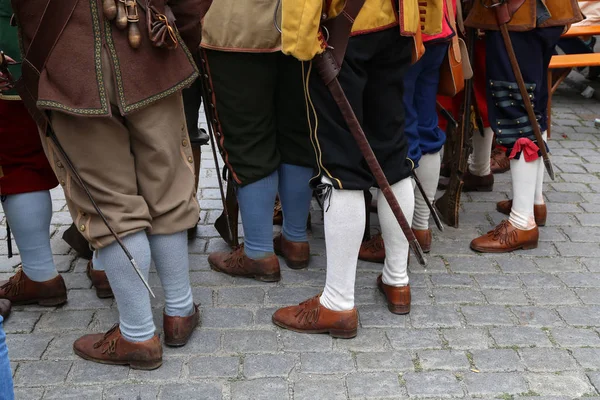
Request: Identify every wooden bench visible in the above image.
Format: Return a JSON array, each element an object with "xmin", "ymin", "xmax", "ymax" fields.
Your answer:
[{"xmin": 547, "ymin": 18, "xmax": 600, "ymax": 138}]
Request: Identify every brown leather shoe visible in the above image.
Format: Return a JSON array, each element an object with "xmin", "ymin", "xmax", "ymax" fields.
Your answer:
[
  {"xmin": 377, "ymin": 275, "xmax": 410, "ymax": 315},
  {"xmin": 0, "ymin": 299, "xmax": 11, "ymax": 320},
  {"xmin": 0, "ymin": 268, "xmax": 67, "ymax": 306},
  {"xmin": 490, "ymin": 148, "xmax": 510, "ymax": 174},
  {"xmin": 273, "ymin": 233, "xmax": 309, "ymax": 269},
  {"xmin": 273, "ymin": 198, "xmax": 283, "ymax": 226},
  {"xmin": 272, "ymin": 295, "xmax": 358, "ymax": 339},
  {"xmin": 462, "ymin": 169, "xmax": 494, "ymax": 192},
  {"xmin": 87, "ymin": 261, "xmax": 113, "ymax": 299},
  {"xmin": 163, "ymin": 304, "xmax": 200, "ymax": 347},
  {"xmin": 496, "ymin": 200, "xmax": 547, "ymax": 227},
  {"xmin": 208, "ymin": 245, "xmax": 281, "ymax": 282},
  {"xmin": 412, "ymin": 228, "xmax": 432, "ymax": 253},
  {"xmin": 358, "ymin": 234, "xmax": 385, "ymax": 264},
  {"xmin": 73, "ymin": 324, "xmax": 162, "ymax": 370},
  {"xmin": 470, "ymin": 220, "xmax": 539, "ymax": 253}
]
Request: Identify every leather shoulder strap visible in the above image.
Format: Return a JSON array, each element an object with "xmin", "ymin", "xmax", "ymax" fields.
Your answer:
[
  {"xmin": 19, "ymin": 0, "xmax": 80, "ymax": 73},
  {"xmin": 323, "ymin": 0, "xmax": 366, "ymax": 68}
]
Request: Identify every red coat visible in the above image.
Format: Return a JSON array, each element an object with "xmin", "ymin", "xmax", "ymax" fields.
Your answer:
[{"xmin": 0, "ymin": 100, "xmax": 58, "ymax": 195}]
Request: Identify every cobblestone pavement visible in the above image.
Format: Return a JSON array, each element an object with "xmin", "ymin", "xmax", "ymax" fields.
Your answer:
[{"xmin": 2, "ymin": 81, "xmax": 600, "ymax": 399}]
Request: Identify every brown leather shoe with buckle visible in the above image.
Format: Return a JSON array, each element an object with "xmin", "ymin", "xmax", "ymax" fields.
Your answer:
[
  {"xmin": 377, "ymin": 275, "xmax": 410, "ymax": 315},
  {"xmin": 491, "ymin": 148, "xmax": 510, "ymax": 174},
  {"xmin": 273, "ymin": 233, "xmax": 309, "ymax": 269},
  {"xmin": 462, "ymin": 169, "xmax": 494, "ymax": 192},
  {"xmin": 496, "ymin": 200, "xmax": 547, "ymax": 227},
  {"xmin": 412, "ymin": 228, "xmax": 432, "ymax": 253},
  {"xmin": 208, "ymin": 245, "xmax": 281, "ymax": 282},
  {"xmin": 73, "ymin": 324, "xmax": 162, "ymax": 370},
  {"xmin": 272, "ymin": 295, "xmax": 358, "ymax": 339},
  {"xmin": 0, "ymin": 299, "xmax": 11, "ymax": 320},
  {"xmin": 359, "ymin": 233, "xmax": 385, "ymax": 263},
  {"xmin": 163, "ymin": 304, "xmax": 200, "ymax": 347},
  {"xmin": 470, "ymin": 220, "xmax": 539, "ymax": 253},
  {"xmin": 0, "ymin": 268, "xmax": 67, "ymax": 306},
  {"xmin": 87, "ymin": 261, "xmax": 113, "ymax": 299}
]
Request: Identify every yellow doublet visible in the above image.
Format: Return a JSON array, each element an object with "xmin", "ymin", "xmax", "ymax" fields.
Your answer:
[{"xmin": 281, "ymin": 0, "xmax": 420, "ymax": 61}]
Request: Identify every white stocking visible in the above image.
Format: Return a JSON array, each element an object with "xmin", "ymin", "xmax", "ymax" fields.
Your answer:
[
  {"xmin": 379, "ymin": 178, "xmax": 415, "ymax": 287},
  {"xmin": 534, "ymin": 131, "xmax": 548, "ymax": 205},
  {"xmin": 509, "ymin": 156, "xmax": 538, "ymax": 231},
  {"xmin": 412, "ymin": 152, "xmax": 441, "ymax": 230},
  {"xmin": 319, "ymin": 178, "xmax": 365, "ymax": 311},
  {"xmin": 469, "ymin": 127, "xmax": 494, "ymax": 176}
]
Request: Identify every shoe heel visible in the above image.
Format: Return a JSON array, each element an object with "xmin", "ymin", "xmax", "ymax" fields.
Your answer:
[
  {"xmin": 522, "ymin": 242, "xmax": 538, "ymax": 250},
  {"xmin": 95, "ymin": 288, "xmax": 114, "ymax": 299},
  {"xmin": 286, "ymin": 259, "xmax": 309, "ymax": 270},
  {"xmin": 329, "ymin": 328, "xmax": 358, "ymax": 339},
  {"xmin": 129, "ymin": 359, "xmax": 163, "ymax": 370},
  {"xmin": 255, "ymin": 273, "xmax": 281, "ymax": 282},
  {"xmin": 38, "ymin": 296, "xmax": 68, "ymax": 307}
]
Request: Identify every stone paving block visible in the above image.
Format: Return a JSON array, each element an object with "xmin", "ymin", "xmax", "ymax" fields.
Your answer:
[
  {"xmin": 430, "ymin": 274, "xmax": 474, "ymax": 288},
  {"xmin": 527, "ymin": 288, "xmax": 581, "ymax": 306},
  {"xmin": 266, "ymin": 287, "xmax": 320, "ymax": 305},
  {"xmin": 189, "ymin": 271, "xmax": 235, "ymax": 287},
  {"xmin": 446, "ymin": 256, "xmax": 499, "ymax": 274},
  {"xmin": 387, "ymin": 328, "xmax": 443, "ymax": 350},
  {"xmin": 583, "ymin": 258, "xmax": 600, "ymax": 273},
  {"xmin": 520, "ymin": 348, "xmax": 578, "ymax": 372},
  {"xmin": 279, "ymin": 330, "xmax": 333, "ymax": 352},
  {"xmin": 557, "ymin": 242, "xmax": 600, "ymax": 258},
  {"xmin": 418, "ymin": 350, "xmax": 469, "ymax": 371},
  {"xmin": 534, "ymin": 257, "xmax": 585, "ymax": 272},
  {"xmin": 217, "ymin": 287, "xmax": 265, "ymax": 306},
  {"xmin": 572, "ymin": 348, "xmax": 600, "ymax": 369},
  {"xmin": 403, "ymin": 371, "xmax": 463, "ymax": 398},
  {"xmin": 335, "ymin": 329, "xmax": 387, "ymax": 352},
  {"xmin": 61, "ymin": 289, "xmax": 113, "ymax": 310},
  {"xmin": 15, "ymin": 360, "xmax": 72, "ymax": 386},
  {"xmin": 557, "ymin": 306, "xmax": 600, "ymax": 327},
  {"xmin": 346, "ymin": 372, "xmax": 404, "ymax": 398},
  {"xmin": 222, "ymin": 330, "xmax": 278, "ymax": 354},
  {"xmin": 12, "ymin": 388, "xmax": 43, "ymax": 400},
  {"xmin": 67, "ymin": 360, "xmax": 129, "ymax": 384},
  {"xmin": 441, "ymin": 328, "xmax": 493, "ymax": 350},
  {"xmin": 293, "ymin": 376, "xmax": 347, "ymax": 400},
  {"xmin": 490, "ymin": 327, "xmax": 553, "ymax": 348},
  {"xmin": 159, "ymin": 382, "xmax": 223, "ymax": 400},
  {"xmin": 6, "ymin": 333, "xmax": 53, "ymax": 361},
  {"xmin": 358, "ymin": 304, "xmax": 409, "ymax": 328},
  {"xmin": 519, "ymin": 273, "xmax": 565, "ymax": 288},
  {"xmin": 561, "ymin": 227, "xmax": 600, "ymax": 243},
  {"xmin": 526, "ymin": 372, "xmax": 596, "ymax": 397},
  {"xmin": 42, "ymin": 333, "xmax": 84, "ymax": 360},
  {"xmin": 42, "ymin": 386, "xmax": 104, "ymax": 399},
  {"xmin": 482, "ymin": 289, "xmax": 529, "ymax": 305},
  {"xmin": 104, "ymin": 384, "xmax": 160, "ymax": 400},
  {"xmin": 200, "ymin": 307, "xmax": 253, "ymax": 329},
  {"xmin": 244, "ymin": 354, "xmax": 297, "ymax": 378},
  {"xmin": 230, "ymin": 377, "xmax": 288, "ymax": 400},
  {"xmin": 279, "ymin": 269, "xmax": 325, "ymax": 286},
  {"xmin": 511, "ymin": 306, "xmax": 565, "ymax": 327},
  {"xmin": 589, "ymin": 372, "xmax": 600, "ymax": 393},
  {"xmin": 301, "ymin": 352, "xmax": 355, "ymax": 374},
  {"xmin": 461, "ymin": 305, "xmax": 515, "ymax": 326},
  {"xmin": 576, "ymin": 288, "xmax": 600, "ymax": 305},
  {"xmin": 550, "ymin": 327, "xmax": 600, "ymax": 347},
  {"xmin": 166, "ymin": 331, "xmax": 221, "ymax": 356},
  {"xmin": 35, "ymin": 310, "xmax": 93, "ymax": 332},
  {"xmin": 2, "ymin": 311, "xmax": 41, "ymax": 334},
  {"xmin": 471, "ymin": 349, "xmax": 524, "ymax": 372},
  {"xmin": 409, "ymin": 306, "xmax": 462, "ymax": 328},
  {"xmin": 129, "ymin": 358, "xmax": 183, "ymax": 381},
  {"xmin": 464, "ymin": 372, "xmax": 528, "ymax": 396},
  {"xmin": 355, "ymin": 351, "xmax": 413, "ymax": 372},
  {"xmin": 545, "ymin": 191, "xmax": 584, "ymax": 203},
  {"xmin": 497, "ymin": 258, "xmax": 540, "ymax": 274},
  {"xmin": 409, "ymin": 256, "xmax": 448, "ymax": 274},
  {"xmin": 187, "ymin": 356, "xmax": 240, "ymax": 378},
  {"xmin": 432, "ymin": 288, "xmax": 486, "ymax": 305},
  {"xmin": 474, "ymin": 274, "xmax": 522, "ymax": 289},
  {"xmin": 558, "ymin": 273, "xmax": 600, "ymax": 288}
]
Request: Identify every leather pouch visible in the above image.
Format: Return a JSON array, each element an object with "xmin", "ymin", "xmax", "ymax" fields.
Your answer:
[{"xmin": 145, "ymin": 1, "xmax": 178, "ymax": 49}]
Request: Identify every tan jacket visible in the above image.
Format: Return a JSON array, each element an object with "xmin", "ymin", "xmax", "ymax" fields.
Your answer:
[
  {"xmin": 465, "ymin": 0, "xmax": 583, "ymax": 31},
  {"xmin": 10, "ymin": 0, "xmax": 202, "ymax": 116}
]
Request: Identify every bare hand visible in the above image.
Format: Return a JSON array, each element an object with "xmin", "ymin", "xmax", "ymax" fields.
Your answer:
[{"xmin": 0, "ymin": 53, "xmax": 16, "ymax": 92}]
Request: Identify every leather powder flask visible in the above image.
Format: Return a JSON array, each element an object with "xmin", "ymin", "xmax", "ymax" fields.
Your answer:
[{"xmin": 438, "ymin": 0, "xmax": 469, "ymax": 97}]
